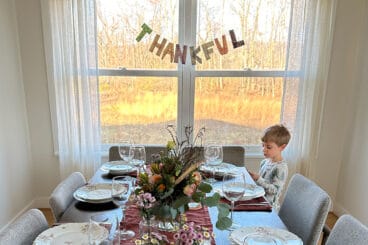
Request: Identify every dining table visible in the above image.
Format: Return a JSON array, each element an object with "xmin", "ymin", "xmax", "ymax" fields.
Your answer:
[{"xmin": 47, "ymin": 162, "xmax": 300, "ymax": 244}]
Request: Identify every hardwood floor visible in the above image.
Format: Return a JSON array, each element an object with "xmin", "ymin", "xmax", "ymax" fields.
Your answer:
[
  {"xmin": 325, "ymin": 212, "xmax": 338, "ymax": 230},
  {"xmin": 39, "ymin": 208, "xmax": 55, "ymax": 226}
]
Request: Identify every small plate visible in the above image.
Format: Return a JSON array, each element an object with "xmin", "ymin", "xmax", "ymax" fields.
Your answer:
[
  {"xmin": 230, "ymin": 227, "xmax": 302, "ymax": 245},
  {"xmin": 33, "ymin": 223, "xmax": 108, "ymax": 245},
  {"xmin": 73, "ymin": 183, "xmax": 112, "ymax": 203}
]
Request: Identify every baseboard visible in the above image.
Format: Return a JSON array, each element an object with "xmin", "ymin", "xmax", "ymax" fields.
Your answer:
[
  {"xmin": 0, "ymin": 197, "xmax": 51, "ymax": 233},
  {"xmin": 333, "ymin": 202, "xmax": 349, "ymax": 217},
  {"xmin": 0, "ymin": 200, "xmax": 34, "ymax": 233}
]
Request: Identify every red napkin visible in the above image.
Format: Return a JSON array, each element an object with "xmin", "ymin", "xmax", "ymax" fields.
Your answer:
[{"xmin": 220, "ymin": 196, "xmax": 272, "ymax": 212}]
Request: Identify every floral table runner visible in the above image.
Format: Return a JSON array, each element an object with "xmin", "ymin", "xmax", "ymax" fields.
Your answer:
[{"xmin": 123, "ymin": 203, "xmax": 215, "ymax": 245}]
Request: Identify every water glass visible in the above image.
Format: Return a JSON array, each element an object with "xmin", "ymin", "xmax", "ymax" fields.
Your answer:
[
  {"xmin": 89, "ymin": 214, "xmax": 109, "ymax": 245},
  {"xmin": 129, "ymin": 145, "xmax": 146, "ymax": 169},
  {"xmin": 222, "ymin": 172, "xmax": 245, "ymax": 230},
  {"xmin": 118, "ymin": 140, "xmax": 133, "ymax": 162}
]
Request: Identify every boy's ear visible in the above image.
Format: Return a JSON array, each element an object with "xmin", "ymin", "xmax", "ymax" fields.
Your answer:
[{"xmin": 279, "ymin": 144, "xmax": 287, "ymax": 150}]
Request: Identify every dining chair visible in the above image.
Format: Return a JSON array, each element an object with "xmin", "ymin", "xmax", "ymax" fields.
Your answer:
[
  {"xmin": 0, "ymin": 208, "xmax": 48, "ymax": 245},
  {"xmin": 278, "ymin": 173, "xmax": 331, "ymax": 245},
  {"xmin": 109, "ymin": 145, "xmax": 167, "ymax": 163},
  {"xmin": 324, "ymin": 214, "xmax": 368, "ymax": 245},
  {"xmin": 49, "ymin": 171, "xmax": 86, "ymax": 222},
  {"xmin": 222, "ymin": 145, "xmax": 245, "ymax": 166},
  {"xmin": 182, "ymin": 145, "xmax": 245, "ymax": 166}
]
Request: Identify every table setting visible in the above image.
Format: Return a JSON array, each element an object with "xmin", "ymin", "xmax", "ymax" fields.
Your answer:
[{"xmin": 35, "ymin": 126, "xmax": 303, "ymax": 245}]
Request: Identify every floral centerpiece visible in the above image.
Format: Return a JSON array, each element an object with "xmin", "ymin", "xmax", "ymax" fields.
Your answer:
[{"xmin": 135, "ymin": 125, "xmax": 232, "ymax": 232}]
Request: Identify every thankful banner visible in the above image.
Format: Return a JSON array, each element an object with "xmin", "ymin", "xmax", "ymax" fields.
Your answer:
[{"xmin": 136, "ymin": 23, "xmax": 244, "ymax": 65}]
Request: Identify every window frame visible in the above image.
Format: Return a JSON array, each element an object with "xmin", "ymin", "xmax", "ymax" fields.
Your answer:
[{"xmin": 97, "ymin": 0, "xmax": 301, "ymax": 155}]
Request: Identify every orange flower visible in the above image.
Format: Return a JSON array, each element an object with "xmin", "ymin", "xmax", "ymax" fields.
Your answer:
[
  {"xmin": 183, "ymin": 183, "xmax": 196, "ymax": 197},
  {"xmin": 150, "ymin": 174, "xmax": 162, "ymax": 184},
  {"xmin": 192, "ymin": 171, "xmax": 202, "ymax": 185},
  {"xmin": 157, "ymin": 184, "xmax": 166, "ymax": 192}
]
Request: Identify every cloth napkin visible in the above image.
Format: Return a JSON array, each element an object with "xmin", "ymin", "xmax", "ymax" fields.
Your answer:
[{"xmin": 220, "ymin": 196, "xmax": 272, "ymax": 212}]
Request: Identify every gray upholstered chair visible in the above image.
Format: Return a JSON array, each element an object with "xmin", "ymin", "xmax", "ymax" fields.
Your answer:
[
  {"xmin": 222, "ymin": 145, "xmax": 245, "ymax": 166},
  {"xmin": 49, "ymin": 171, "xmax": 86, "ymax": 222},
  {"xmin": 325, "ymin": 214, "xmax": 368, "ymax": 245},
  {"xmin": 0, "ymin": 209, "xmax": 48, "ymax": 245},
  {"xmin": 278, "ymin": 173, "xmax": 331, "ymax": 245},
  {"xmin": 109, "ymin": 145, "xmax": 167, "ymax": 163}
]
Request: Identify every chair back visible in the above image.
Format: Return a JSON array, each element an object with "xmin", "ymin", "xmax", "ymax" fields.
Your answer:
[
  {"xmin": 223, "ymin": 145, "xmax": 245, "ymax": 166},
  {"xmin": 325, "ymin": 214, "xmax": 368, "ymax": 245},
  {"xmin": 0, "ymin": 209, "xmax": 48, "ymax": 244},
  {"xmin": 278, "ymin": 173, "xmax": 331, "ymax": 245},
  {"xmin": 109, "ymin": 145, "xmax": 244, "ymax": 166},
  {"xmin": 109, "ymin": 145, "xmax": 167, "ymax": 163},
  {"xmin": 49, "ymin": 172, "xmax": 86, "ymax": 222}
]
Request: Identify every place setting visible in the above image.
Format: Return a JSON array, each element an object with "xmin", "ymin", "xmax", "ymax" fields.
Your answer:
[{"xmin": 229, "ymin": 226, "xmax": 303, "ymax": 245}]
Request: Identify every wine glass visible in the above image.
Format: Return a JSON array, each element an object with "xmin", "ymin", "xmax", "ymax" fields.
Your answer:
[
  {"xmin": 111, "ymin": 176, "xmax": 135, "ymax": 240},
  {"xmin": 118, "ymin": 140, "xmax": 133, "ymax": 163},
  {"xmin": 129, "ymin": 145, "xmax": 146, "ymax": 172},
  {"xmin": 204, "ymin": 144, "xmax": 222, "ymax": 183},
  {"xmin": 222, "ymin": 172, "xmax": 245, "ymax": 230}
]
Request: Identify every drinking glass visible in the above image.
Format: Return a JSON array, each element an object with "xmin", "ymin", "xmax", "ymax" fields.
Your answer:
[
  {"xmin": 88, "ymin": 214, "xmax": 112, "ymax": 245},
  {"xmin": 118, "ymin": 140, "xmax": 133, "ymax": 162},
  {"xmin": 129, "ymin": 145, "xmax": 146, "ymax": 171},
  {"xmin": 204, "ymin": 144, "xmax": 223, "ymax": 183},
  {"xmin": 222, "ymin": 172, "xmax": 245, "ymax": 230},
  {"xmin": 111, "ymin": 176, "xmax": 135, "ymax": 240}
]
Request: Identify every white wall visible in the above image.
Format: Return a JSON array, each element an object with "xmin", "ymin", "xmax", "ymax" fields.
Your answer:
[
  {"xmin": 0, "ymin": 0, "xmax": 35, "ymax": 229},
  {"xmin": 334, "ymin": 0, "xmax": 368, "ymax": 224},
  {"xmin": 15, "ymin": 0, "xmax": 60, "ymax": 204},
  {"xmin": 312, "ymin": 0, "xmax": 368, "ymax": 225}
]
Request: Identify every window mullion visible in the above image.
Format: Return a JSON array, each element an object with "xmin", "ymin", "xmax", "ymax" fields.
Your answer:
[{"xmin": 178, "ymin": 0, "xmax": 197, "ymax": 143}]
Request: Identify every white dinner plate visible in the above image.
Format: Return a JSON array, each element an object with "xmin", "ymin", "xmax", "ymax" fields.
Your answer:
[
  {"xmin": 215, "ymin": 184, "xmax": 265, "ymax": 201},
  {"xmin": 33, "ymin": 223, "xmax": 108, "ymax": 245},
  {"xmin": 200, "ymin": 162, "xmax": 238, "ymax": 176},
  {"xmin": 101, "ymin": 161, "xmax": 136, "ymax": 175},
  {"xmin": 229, "ymin": 227, "xmax": 302, "ymax": 245},
  {"xmin": 73, "ymin": 183, "xmax": 112, "ymax": 203}
]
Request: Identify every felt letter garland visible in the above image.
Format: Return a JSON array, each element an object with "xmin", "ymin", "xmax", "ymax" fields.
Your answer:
[{"xmin": 136, "ymin": 23, "xmax": 244, "ymax": 65}]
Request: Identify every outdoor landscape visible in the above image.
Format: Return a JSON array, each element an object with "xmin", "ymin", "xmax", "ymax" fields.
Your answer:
[{"xmin": 96, "ymin": 0, "xmax": 297, "ymax": 146}]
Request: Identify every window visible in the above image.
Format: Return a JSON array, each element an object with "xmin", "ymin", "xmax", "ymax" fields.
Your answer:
[{"xmin": 97, "ymin": 0, "xmax": 300, "ymax": 149}]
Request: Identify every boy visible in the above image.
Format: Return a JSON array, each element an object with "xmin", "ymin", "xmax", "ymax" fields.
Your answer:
[{"xmin": 248, "ymin": 124, "xmax": 291, "ymax": 211}]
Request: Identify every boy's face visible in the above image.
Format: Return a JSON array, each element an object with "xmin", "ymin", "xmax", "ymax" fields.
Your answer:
[{"xmin": 262, "ymin": 141, "xmax": 286, "ymax": 161}]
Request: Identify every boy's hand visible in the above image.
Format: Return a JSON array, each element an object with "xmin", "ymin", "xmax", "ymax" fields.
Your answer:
[{"xmin": 248, "ymin": 170, "xmax": 260, "ymax": 181}]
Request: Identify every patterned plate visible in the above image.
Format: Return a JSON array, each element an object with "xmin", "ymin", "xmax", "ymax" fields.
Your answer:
[
  {"xmin": 73, "ymin": 183, "xmax": 112, "ymax": 203},
  {"xmin": 101, "ymin": 161, "xmax": 136, "ymax": 175},
  {"xmin": 33, "ymin": 223, "xmax": 108, "ymax": 245},
  {"xmin": 230, "ymin": 227, "xmax": 302, "ymax": 245}
]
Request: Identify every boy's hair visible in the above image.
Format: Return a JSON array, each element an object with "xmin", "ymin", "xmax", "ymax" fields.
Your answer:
[{"xmin": 261, "ymin": 124, "xmax": 291, "ymax": 146}]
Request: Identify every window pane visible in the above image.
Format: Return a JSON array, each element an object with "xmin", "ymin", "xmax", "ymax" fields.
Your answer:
[
  {"xmin": 194, "ymin": 77, "xmax": 285, "ymax": 145},
  {"xmin": 196, "ymin": 0, "xmax": 291, "ymax": 70},
  {"xmin": 100, "ymin": 77, "xmax": 177, "ymax": 144},
  {"xmin": 96, "ymin": 0, "xmax": 179, "ymax": 69}
]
